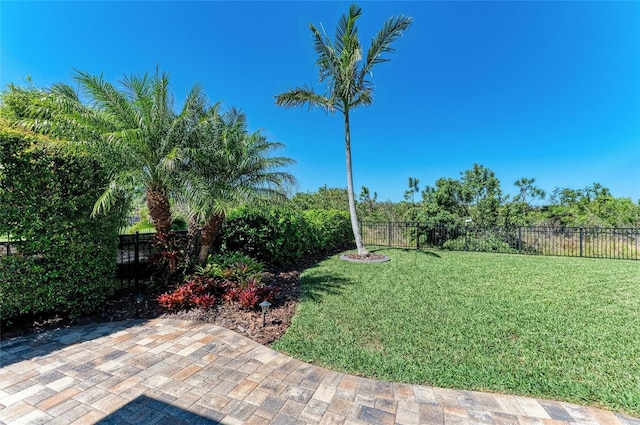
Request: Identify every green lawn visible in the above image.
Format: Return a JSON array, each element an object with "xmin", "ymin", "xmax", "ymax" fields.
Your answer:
[{"xmin": 273, "ymin": 249, "xmax": 640, "ymax": 416}]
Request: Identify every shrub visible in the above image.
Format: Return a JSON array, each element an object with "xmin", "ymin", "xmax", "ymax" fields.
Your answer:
[
  {"xmin": 219, "ymin": 206, "xmax": 353, "ymax": 266},
  {"xmin": 148, "ymin": 231, "xmax": 189, "ymax": 291},
  {"xmin": 157, "ymin": 276, "xmax": 218, "ymax": 311},
  {"xmin": 0, "ymin": 122, "xmax": 123, "ymax": 321},
  {"xmin": 220, "ymin": 206, "xmax": 311, "ymax": 266},
  {"xmin": 303, "ymin": 209, "xmax": 353, "ymax": 253}
]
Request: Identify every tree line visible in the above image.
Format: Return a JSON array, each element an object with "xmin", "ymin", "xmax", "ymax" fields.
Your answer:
[{"xmin": 287, "ymin": 163, "xmax": 640, "ymax": 229}]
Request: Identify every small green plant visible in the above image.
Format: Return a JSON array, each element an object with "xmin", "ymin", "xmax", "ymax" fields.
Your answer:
[{"xmin": 198, "ymin": 252, "xmax": 264, "ymax": 283}]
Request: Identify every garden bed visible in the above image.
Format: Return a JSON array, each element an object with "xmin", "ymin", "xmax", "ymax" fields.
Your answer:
[{"xmin": 0, "ymin": 251, "xmax": 333, "ymax": 345}]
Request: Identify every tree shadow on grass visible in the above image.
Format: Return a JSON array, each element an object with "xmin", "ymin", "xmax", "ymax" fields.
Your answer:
[
  {"xmin": 299, "ymin": 273, "xmax": 352, "ymax": 303},
  {"xmin": 369, "ymin": 247, "xmax": 442, "ymax": 258}
]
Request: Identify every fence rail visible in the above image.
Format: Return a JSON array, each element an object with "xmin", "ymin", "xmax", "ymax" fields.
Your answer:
[{"xmin": 360, "ymin": 222, "xmax": 640, "ymax": 260}]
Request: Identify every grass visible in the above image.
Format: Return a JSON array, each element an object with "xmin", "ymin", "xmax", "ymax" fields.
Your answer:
[{"xmin": 273, "ymin": 248, "xmax": 640, "ymax": 416}]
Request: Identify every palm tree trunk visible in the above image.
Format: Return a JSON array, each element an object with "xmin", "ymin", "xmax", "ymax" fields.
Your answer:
[
  {"xmin": 198, "ymin": 212, "xmax": 225, "ymax": 266},
  {"xmin": 186, "ymin": 215, "xmax": 201, "ymax": 268},
  {"xmin": 146, "ymin": 187, "xmax": 172, "ymax": 235},
  {"xmin": 344, "ymin": 109, "xmax": 367, "ymax": 255}
]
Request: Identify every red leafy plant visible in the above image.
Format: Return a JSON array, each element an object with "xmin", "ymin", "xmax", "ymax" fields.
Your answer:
[
  {"xmin": 157, "ymin": 253, "xmax": 278, "ymax": 312},
  {"xmin": 157, "ymin": 276, "xmax": 217, "ymax": 311}
]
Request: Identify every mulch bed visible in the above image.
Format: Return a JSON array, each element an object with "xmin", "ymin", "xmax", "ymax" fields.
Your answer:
[
  {"xmin": 0, "ymin": 249, "xmax": 346, "ymax": 346},
  {"xmin": 340, "ymin": 252, "xmax": 389, "ymax": 263}
]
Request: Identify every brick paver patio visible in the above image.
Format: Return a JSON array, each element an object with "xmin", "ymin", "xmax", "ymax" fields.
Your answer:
[{"xmin": 1, "ymin": 318, "xmax": 638, "ymax": 424}]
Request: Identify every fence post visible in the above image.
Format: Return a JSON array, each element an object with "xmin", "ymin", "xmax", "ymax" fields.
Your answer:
[
  {"xmin": 464, "ymin": 225, "xmax": 468, "ymax": 251},
  {"xmin": 134, "ymin": 231, "xmax": 140, "ymax": 286},
  {"xmin": 388, "ymin": 222, "xmax": 392, "ymax": 247},
  {"xmin": 416, "ymin": 223, "xmax": 420, "ymax": 250},
  {"xmin": 518, "ymin": 227, "xmax": 522, "ymax": 254},
  {"xmin": 579, "ymin": 226, "xmax": 584, "ymax": 257}
]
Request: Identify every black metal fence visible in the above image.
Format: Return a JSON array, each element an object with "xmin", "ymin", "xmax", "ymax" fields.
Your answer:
[
  {"xmin": 116, "ymin": 230, "xmax": 188, "ymax": 286},
  {"xmin": 2, "ymin": 224, "xmax": 637, "ymax": 285},
  {"xmin": 0, "ymin": 231, "xmax": 186, "ymax": 287},
  {"xmin": 116, "ymin": 231, "xmax": 157, "ymax": 286},
  {"xmin": 360, "ymin": 222, "xmax": 640, "ymax": 260}
]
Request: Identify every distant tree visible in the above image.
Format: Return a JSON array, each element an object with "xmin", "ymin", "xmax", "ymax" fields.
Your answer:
[
  {"xmin": 404, "ymin": 165, "xmax": 506, "ymax": 227},
  {"xmin": 459, "ymin": 164, "xmax": 503, "ymax": 226},
  {"xmin": 358, "ymin": 185, "xmax": 378, "ymax": 211},
  {"xmin": 546, "ymin": 183, "xmax": 640, "ymax": 227},
  {"xmin": 288, "ymin": 186, "xmax": 350, "ymax": 211},
  {"xmin": 499, "ymin": 177, "xmax": 546, "ymax": 226},
  {"xmin": 275, "ymin": 4, "xmax": 412, "ymax": 255},
  {"xmin": 404, "ymin": 177, "xmax": 420, "ymax": 204},
  {"xmin": 514, "ymin": 177, "xmax": 546, "ymax": 208}
]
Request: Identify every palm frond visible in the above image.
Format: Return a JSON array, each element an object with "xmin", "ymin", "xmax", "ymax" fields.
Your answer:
[
  {"xmin": 310, "ymin": 24, "xmax": 339, "ymax": 85},
  {"xmin": 72, "ymin": 69, "xmax": 139, "ymax": 130},
  {"xmin": 335, "ymin": 4, "xmax": 363, "ymax": 66},
  {"xmin": 351, "ymin": 88, "xmax": 373, "ymax": 108},
  {"xmin": 92, "ymin": 170, "xmax": 143, "ymax": 217},
  {"xmin": 178, "ymin": 108, "xmax": 297, "ymax": 225},
  {"xmin": 275, "ymin": 87, "xmax": 335, "ymax": 112},
  {"xmin": 50, "ymin": 82, "xmax": 80, "ymax": 103},
  {"xmin": 362, "ymin": 14, "xmax": 412, "ymax": 78}
]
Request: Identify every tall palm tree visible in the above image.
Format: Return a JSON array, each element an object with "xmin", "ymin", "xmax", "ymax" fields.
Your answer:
[
  {"xmin": 15, "ymin": 70, "xmax": 205, "ymax": 236},
  {"xmin": 275, "ymin": 4, "xmax": 411, "ymax": 255},
  {"xmin": 179, "ymin": 107, "xmax": 296, "ymax": 265}
]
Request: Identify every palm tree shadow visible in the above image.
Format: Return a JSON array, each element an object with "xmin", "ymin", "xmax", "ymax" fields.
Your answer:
[
  {"xmin": 415, "ymin": 250, "xmax": 441, "ymax": 258},
  {"xmin": 95, "ymin": 395, "xmax": 222, "ymax": 424},
  {"xmin": 300, "ymin": 273, "xmax": 352, "ymax": 303},
  {"xmin": 369, "ymin": 247, "xmax": 441, "ymax": 258}
]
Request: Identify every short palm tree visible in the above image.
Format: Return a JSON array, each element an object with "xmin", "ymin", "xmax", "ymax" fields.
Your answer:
[
  {"xmin": 275, "ymin": 4, "xmax": 411, "ymax": 255},
  {"xmin": 179, "ymin": 107, "xmax": 296, "ymax": 265},
  {"xmin": 16, "ymin": 70, "xmax": 205, "ymax": 236}
]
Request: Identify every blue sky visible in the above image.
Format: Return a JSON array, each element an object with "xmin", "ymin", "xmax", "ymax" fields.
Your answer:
[{"xmin": 2, "ymin": 1, "xmax": 639, "ymax": 202}]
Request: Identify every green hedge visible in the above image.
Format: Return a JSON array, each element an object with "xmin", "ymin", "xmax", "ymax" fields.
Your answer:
[
  {"xmin": 0, "ymin": 124, "xmax": 123, "ymax": 321},
  {"xmin": 302, "ymin": 209, "xmax": 353, "ymax": 254},
  {"xmin": 220, "ymin": 206, "xmax": 353, "ymax": 266}
]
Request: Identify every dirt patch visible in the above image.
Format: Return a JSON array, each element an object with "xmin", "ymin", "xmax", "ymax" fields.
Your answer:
[{"xmin": 0, "ymin": 249, "xmax": 345, "ymax": 346}]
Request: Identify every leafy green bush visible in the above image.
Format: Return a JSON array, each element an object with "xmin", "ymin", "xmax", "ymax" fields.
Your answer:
[
  {"xmin": 0, "ymin": 123, "xmax": 123, "ymax": 321},
  {"xmin": 303, "ymin": 209, "xmax": 353, "ymax": 253},
  {"xmin": 219, "ymin": 206, "xmax": 353, "ymax": 266},
  {"xmin": 219, "ymin": 206, "xmax": 310, "ymax": 266}
]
